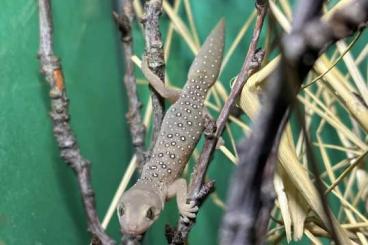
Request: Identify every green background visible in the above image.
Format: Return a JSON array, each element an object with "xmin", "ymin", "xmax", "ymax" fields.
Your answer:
[{"xmin": 1, "ymin": 0, "xmax": 366, "ymax": 244}]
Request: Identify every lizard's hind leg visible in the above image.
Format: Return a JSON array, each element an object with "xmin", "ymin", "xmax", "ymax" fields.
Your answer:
[{"xmin": 141, "ymin": 56, "xmax": 181, "ymax": 103}]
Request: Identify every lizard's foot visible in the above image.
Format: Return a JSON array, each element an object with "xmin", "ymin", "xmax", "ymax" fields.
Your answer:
[{"xmin": 179, "ymin": 200, "xmax": 199, "ymax": 223}]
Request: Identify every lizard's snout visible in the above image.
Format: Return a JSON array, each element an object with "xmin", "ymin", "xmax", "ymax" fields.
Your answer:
[
  {"xmin": 128, "ymin": 224, "xmax": 138, "ymax": 230},
  {"xmin": 122, "ymin": 224, "xmax": 143, "ymax": 236}
]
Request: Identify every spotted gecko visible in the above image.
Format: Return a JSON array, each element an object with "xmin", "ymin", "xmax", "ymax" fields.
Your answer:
[{"xmin": 117, "ymin": 20, "xmax": 224, "ymax": 236}]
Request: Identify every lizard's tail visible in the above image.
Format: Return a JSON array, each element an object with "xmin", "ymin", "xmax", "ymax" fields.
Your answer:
[{"xmin": 186, "ymin": 19, "xmax": 225, "ymax": 90}]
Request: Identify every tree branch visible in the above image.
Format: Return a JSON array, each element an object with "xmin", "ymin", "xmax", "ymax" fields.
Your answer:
[
  {"xmin": 141, "ymin": 0, "xmax": 166, "ymax": 146},
  {"xmin": 220, "ymin": 106, "xmax": 288, "ymax": 245},
  {"xmin": 114, "ymin": 0, "xmax": 147, "ymax": 170},
  {"xmin": 37, "ymin": 1, "xmax": 115, "ymax": 244},
  {"xmin": 166, "ymin": 3, "xmax": 268, "ymax": 244}
]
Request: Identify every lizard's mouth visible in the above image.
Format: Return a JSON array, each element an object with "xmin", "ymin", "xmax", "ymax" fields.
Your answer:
[{"xmin": 121, "ymin": 225, "xmax": 147, "ymax": 236}]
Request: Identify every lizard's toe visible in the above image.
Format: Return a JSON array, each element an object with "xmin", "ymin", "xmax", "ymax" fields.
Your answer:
[
  {"xmin": 179, "ymin": 202, "xmax": 199, "ymax": 220},
  {"xmin": 181, "ymin": 211, "xmax": 196, "ymax": 219},
  {"xmin": 182, "ymin": 216, "xmax": 190, "ymax": 223},
  {"xmin": 184, "ymin": 211, "xmax": 197, "ymax": 218},
  {"xmin": 188, "ymin": 200, "xmax": 197, "ymax": 208}
]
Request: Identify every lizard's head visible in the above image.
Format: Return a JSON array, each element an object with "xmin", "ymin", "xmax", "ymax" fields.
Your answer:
[{"xmin": 117, "ymin": 186, "xmax": 163, "ymax": 236}]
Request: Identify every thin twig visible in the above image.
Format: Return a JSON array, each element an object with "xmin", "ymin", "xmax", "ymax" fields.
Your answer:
[
  {"xmin": 37, "ymin": 0, "xmax": 115, "ymax": 244},
  {"xmin": 114, "ymin": 0, "xmax": 146, "ymax": 170},
  {"xmin": 166, "ymin": 3, "xmax": 268, "ymax": 244},
  {"xmin": 141, "ymin": 0, "xmax": 166, "ymax": 146},
  {"xmin": 221, "ymin": 0, "xmax": 368, "ymax": 244}
]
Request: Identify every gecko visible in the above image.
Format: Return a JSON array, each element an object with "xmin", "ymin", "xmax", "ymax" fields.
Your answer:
[{"xmin": 117, "ymin": 19, "xmax": 225, "ymax": 236}]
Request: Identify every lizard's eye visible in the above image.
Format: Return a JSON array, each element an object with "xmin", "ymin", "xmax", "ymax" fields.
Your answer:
[
  {"xmin": 118, "ymin": 205, "xmax": 125, "ymax": 216},
  {"xmin": 146, "ymin": 207, "xmax": 154, "ymax": 220}
]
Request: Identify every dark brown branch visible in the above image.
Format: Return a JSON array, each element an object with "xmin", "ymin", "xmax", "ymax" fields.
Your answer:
[
  {"xmin": 221, "ymin": 0, "xmax": 368, "ymax": 244},
  {"xmin": 114, "ymin": 0, "xmax": 146, "ymax": 170},
  {"xmin": 141, "ymin": 0, "xmax": 166, "ymax": 146},
  {"xmin": 166, "ymin": 3, "xmax": 268, "ymax": 244},
  {"xmin": 37, "ymin": 1, "xmax": 115, "ymax": 244},
  {"xmin": 254, "ymin": 113, "xmax": 288, "ymax": 242},
  {"xmin": 220, "ymin": 107, "xmax": 288, "ymax": 245}
]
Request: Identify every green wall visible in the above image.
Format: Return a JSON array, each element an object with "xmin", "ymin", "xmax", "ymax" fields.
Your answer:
[{"xmin": 0, "ymin": 0, "xmax": 131, "ymax": 244}]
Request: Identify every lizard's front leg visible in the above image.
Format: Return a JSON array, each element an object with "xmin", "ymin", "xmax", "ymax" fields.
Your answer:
[{"xmin": 167, "ymin": 178, "xmax": 199, "ymax": 223}]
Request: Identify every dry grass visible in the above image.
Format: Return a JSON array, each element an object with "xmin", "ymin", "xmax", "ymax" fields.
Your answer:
[{"xmin": 103, "ymin": 0, "xmax": 368, "ymax": 243}]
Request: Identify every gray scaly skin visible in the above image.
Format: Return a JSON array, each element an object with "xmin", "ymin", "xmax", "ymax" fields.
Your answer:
[{"xmin": 118, "ymin": 20, "xmax": 224, "ymax": 236}]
